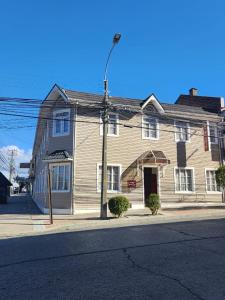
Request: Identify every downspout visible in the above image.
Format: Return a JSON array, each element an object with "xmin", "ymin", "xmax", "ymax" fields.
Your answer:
[
  {"xmin": 219, "ymin": 117, "xmax": 224, "ymax": 166},
  {"xmin": 71, "ymin": 102, "xmax": 78, "ymax": 214}
]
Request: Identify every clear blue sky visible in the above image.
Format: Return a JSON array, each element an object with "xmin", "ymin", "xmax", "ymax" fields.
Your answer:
[{"xmin": 0, "ymin": 0, "xmax": 225, "ymax": 152}]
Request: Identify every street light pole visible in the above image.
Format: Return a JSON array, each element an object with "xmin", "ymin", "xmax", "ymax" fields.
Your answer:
[{"xmin": 100, "ymin": 33, "xmax": 121, "ymax": 219}]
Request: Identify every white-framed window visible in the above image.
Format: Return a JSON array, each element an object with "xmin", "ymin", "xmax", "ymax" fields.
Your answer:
[
  {"xmin": 53, "ymin": 109, "xmax": 70, "ymax": 137},
  {"xmin": 50, "ymin": 163, "xmax": 70, "ymax": 192},
  {"xmin": 205, "ymin": 169, "xmax": 220, "ymax": 192},
  {"xmin": 100, "ymin": 113, "xmax": 119, "ymax": 136},
  {"xmin": 97, "ymin": 164, "xmax": 121, "ymax": 192},
  {"xmin": 142, "ymin": 116, "xmax": 159, "ymax": 140},
  {"xmin": 175, "ymin": 121, "xmax": 190, "ymax": 142},
  {"xmin": 208, "ymin": 124, "xmax": 218, "ymax": 144},
  {"xmin": 175, "ymin": 168, "xmax": 194, "ymax": 192}
]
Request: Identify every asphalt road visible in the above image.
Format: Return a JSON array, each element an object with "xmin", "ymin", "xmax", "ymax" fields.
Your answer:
[{"xmin": 1, "ymin": 218, "xmax": 225, "ymax": 299}]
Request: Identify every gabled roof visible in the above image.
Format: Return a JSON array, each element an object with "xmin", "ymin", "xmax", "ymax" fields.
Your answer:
[
  {"xmin": 62, "ymin": 87, "xmax": 219, "ymax": 116},
  {"xmin": 0, "ymin": 172, "xmax": 12, "ymax": 187}
]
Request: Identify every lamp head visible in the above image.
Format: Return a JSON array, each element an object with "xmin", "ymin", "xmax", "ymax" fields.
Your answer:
[{"xmin": 113, "ymin": 33, "xmax": 121, "ymax": 44}]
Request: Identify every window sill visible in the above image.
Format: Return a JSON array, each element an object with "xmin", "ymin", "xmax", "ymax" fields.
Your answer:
[
  {"xmin": 97, "ymin": 190, "xmax": 120, "ymax": 193},
  {"xmin": 206, "ymin": 191, "xmax": 222, "ymax": 194},
  {"xmin": 51, "ymin": 190, "xmax": 70, "ymax": 193},
  {"xmin": 142, "ymin": 137, "xmax": 159, "ymax": 141},
  {"xmin": 175, "ymin": 140, "xmax": 191, "ymax": 143},
  {"xmin": 52, "ymin": 132, "xmax": 70, "ymax": 137},
  {"xmin": 175, "ymin": 191, "xmax": 195, "ymax": 194}
]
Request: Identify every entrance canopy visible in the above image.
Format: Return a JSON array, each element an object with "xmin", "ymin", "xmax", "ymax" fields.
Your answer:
[
  {"xmin": 137, "ymin": 150, "xmax": 170, "ymax": 165},
  {"xmin": 43, "ymin": 150, "xmax": 73, "ymax": 162}
]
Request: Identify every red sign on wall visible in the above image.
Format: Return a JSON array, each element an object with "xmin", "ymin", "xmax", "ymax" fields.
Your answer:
[
  {"xmin": 203, "ymin": 125, "xmax": 209, "ymax": 151},
  {"xmin": 127, "ymin": 180, "xmax": 136, "ymax": 188}
]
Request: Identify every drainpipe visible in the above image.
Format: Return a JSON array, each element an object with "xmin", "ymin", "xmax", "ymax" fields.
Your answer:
[{"xmin": 71, "ymin": 102, "xmax": 78, "ymax": 214}]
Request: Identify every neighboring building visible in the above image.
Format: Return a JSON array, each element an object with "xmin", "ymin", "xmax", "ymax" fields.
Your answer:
[
  {"xmin": 0, "ymin": 172, "xmax": 12, "ymax": 203},
  {"xmin": 30, "ymin": 84, "xmax": 223, "ymax": 214}
]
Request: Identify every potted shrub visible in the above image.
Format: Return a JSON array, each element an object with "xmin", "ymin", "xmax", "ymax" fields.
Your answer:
[
  {"xmin": 108, "ymin": 196, "xmax": 130, "ymax": 218},
  {"xmin": 146, "ymin": 193, "xmax": 160, "ymax": 215}
]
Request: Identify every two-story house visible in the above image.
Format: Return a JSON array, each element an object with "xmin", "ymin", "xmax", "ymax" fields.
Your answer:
[{"xmin": 31, "ymin": 84, "xmax": 223, "ymax": 214}]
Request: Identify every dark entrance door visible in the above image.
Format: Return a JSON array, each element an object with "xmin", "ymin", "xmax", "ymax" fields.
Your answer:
[{"xmin": 144, "ymin": 168, "xmax": 157, "ymax": 203}]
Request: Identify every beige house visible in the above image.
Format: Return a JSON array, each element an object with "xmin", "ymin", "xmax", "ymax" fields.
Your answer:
[{"xmin": 31, "ymin": 85, "xmax": 224, "ymax": 214}]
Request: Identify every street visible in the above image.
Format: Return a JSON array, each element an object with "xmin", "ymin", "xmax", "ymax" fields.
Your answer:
[{"xmin": 1, "ymin": 218, "xmax": 225, "ymax": 299}]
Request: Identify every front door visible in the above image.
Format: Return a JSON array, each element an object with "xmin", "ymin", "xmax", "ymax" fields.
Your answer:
[{"xmin": 144, "ymin": 168, "xmax": 157, "ymax": 203}]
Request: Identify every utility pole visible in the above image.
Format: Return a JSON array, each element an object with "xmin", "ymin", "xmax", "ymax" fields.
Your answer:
[
  {"xmin": 100, "ymin": 33, "xmax": 121, "ymax": 219},
  {"xmin": 8, "ymin": 149, "xmax": 17, "ymax": 183}
]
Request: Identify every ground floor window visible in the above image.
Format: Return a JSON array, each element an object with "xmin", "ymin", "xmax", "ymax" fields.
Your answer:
[
  {"xmin": 98, "ymin": 165, "xmax": 120, "ymax": 192},
  {"xmin": 206, "ymin": 170, "xmax": 220, "ymax": 192},
  {"xmin": 175, "ymin": 168, "xmax": 194, "ymax": 192},
  {"xmin": 51, "ymin": 163, "xmax": 70, "ymax": 192}
]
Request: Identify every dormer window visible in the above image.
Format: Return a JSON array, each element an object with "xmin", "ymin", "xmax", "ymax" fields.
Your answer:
[{"xmin": 53, "ymin": 109, "xmax": 70, "ymax": 137}]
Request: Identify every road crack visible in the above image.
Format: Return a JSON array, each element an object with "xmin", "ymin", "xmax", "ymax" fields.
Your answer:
[{"xmin": 122, "ymin": 248, "xmax": 205, "ymax": 300}]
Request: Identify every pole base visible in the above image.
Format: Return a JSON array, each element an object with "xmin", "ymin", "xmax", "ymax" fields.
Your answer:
[{"xmin": 100, "ymin": 203, "xmax": 108, "ymax": 219}]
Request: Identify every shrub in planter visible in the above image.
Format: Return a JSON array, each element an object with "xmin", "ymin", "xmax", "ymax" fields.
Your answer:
[
  {"xmin": 108, "ymin": 196, "xmax": 130, "ymax": 218},
  {"xmin": 146, "ymin": 193, "xmax": 160, "ymax": 215}
]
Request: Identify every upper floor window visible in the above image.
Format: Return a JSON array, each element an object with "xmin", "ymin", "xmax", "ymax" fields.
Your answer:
[
  {"xmin": 175, "ymin": 168, "xmax": 194, "ymax": 192},
  {"xmin": 100, "ymin": 113, "xmax": 119, "ymax": 136},
  {"xmin": 206, "ymin": 170, "xmax": 220, "ymax": 192},
  {"xmin": 142, "ymin": 116, "xmax": 159, "ymax": 140},
  {"xmin": 53, "ymin": 109, "xmax": 70, "ymax": 137},
  {"xmin": 175, "ymin": 121, "xmax": 190, "ymax": 142},
  {"xmin": 209, "ymin": 124, "xmax": 218, "ymax": 144}
]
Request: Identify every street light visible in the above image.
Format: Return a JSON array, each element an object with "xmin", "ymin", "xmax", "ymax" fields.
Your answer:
[{"xmin": 100, "ymin": 33, "xmax": 121, "ymax": 219}]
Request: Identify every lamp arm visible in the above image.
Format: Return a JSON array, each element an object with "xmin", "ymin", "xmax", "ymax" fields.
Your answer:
[{"xmin": 103, "ymin": 43, "xmax": 116, "ymax": 82}]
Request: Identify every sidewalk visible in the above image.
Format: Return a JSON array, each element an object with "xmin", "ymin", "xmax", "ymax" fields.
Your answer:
[{"xmin": 0, "ymin": 194, "xmax": 225, "ymax": 239}]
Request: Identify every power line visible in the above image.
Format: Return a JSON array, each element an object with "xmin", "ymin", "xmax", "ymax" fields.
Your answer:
[{"xmin": 0, "ymin": 109, "xmax": 222, "ymax": 140}]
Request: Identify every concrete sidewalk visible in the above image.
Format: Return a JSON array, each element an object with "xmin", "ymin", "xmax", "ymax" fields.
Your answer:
[{"xmin": 0, "ymin": 194, "xmax": 225, "ymax": 239}]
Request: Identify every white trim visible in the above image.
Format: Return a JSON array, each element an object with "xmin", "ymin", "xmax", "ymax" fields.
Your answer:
[
  {"xmin": 142, "ymin": 115, "xmax": 159, "ymax": 140},
  {"xmin": 141, "ymin": 94, "xmax": 164, "ymax": 114},
  {"xmin": 99, "ymin": 112, "xmax": 119, "ymax": 137},
  {"xmin": 174, "ymin": 120, "xmax": 191, "ymax": 143},
  {"xmin": 204, "ymin": 168, "xmax": 221, "ymax": 194},
  {"xmin": 96, "ymin": 163, "xmax": 122, "ymax": 193},
  {"xmin": 52, "ymin": 108, "xmax": 70, "ymax": 137},
  {"xmin": 174, "ymin": 167, "xmax": 195, "ymax": 194},
  {"xmin": 49, "ymin": 162, "xmax": 71, "ymax": 193},
  {"xmin": 45, "ymin": 84, "xmax": 69, "ymax": 103}
]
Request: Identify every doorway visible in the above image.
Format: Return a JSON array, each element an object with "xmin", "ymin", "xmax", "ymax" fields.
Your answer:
[{"xmin": 144, "ymin": 167, "xmax": 158, "ymax": 203}]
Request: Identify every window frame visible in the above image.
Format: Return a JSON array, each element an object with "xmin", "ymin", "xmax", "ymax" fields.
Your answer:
[
  {"xmin": 174, "ymin": 120, "xmax": 190, "ymax": 143},
  {"xmin": 100, "ymin": 113, "xmax": 119, "ymax": 137},
  {"xmin": 142, "ymin": 115, "xmax": 159, "ymax": 140},
  {"xmin": 205, "ymin": 168, "xmax": 221, "ymax": 193},
  {"xmin": 97, "ymin": 163, "xmax": 122, "ymax": 193},
  {"xmin": 52, "ymin": 109, "xmax": 70, "ymax": 137},
  {"xmin": 50, "ymin": 162, "xmax": 71, "ymax": 193},
  {"xmin": 174, "ymin": 167, "xmax": 195, "ymax": 193},
  {"xmin": 208, "ymin": 123, "xmax": 218, "ymax": 145}
]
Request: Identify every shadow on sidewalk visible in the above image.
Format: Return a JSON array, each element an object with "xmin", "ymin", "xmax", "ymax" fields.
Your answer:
[{"xmin": 0, "ymin": 194, "xmax": 41, "ymax": 215}]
